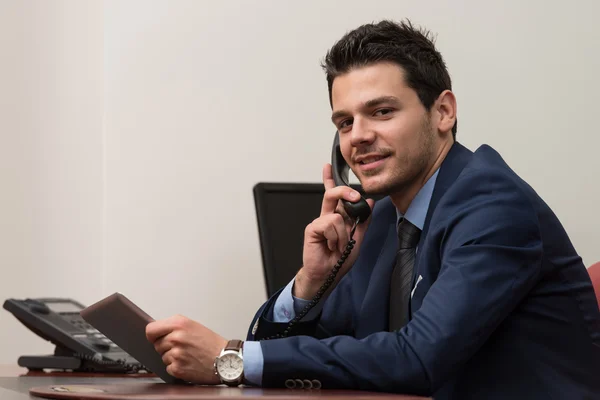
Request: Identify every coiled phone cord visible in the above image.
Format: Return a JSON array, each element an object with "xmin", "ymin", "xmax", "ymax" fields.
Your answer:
[
  {"xmin": 75, "ymin": 352, "xmax": 142, "ymax": 373},
  {"xmin": 262, "ymin": 218, "xmax": 360, "ymax": 340}
]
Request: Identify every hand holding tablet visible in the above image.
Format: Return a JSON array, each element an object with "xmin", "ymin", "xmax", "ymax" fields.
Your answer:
[{"xmin": 81, "ymin": 293, "xmax": 182, "ymax": 384}]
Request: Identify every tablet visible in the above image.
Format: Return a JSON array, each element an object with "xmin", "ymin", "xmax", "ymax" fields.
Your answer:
[{"xmin": 80, "ymin": 293, "xmax": 180, "ymax": 384}]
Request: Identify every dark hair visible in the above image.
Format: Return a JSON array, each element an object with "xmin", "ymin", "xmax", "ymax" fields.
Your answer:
[{"xmin": 322, "ymin": 19, "xmax": 457, "ymax": 138}]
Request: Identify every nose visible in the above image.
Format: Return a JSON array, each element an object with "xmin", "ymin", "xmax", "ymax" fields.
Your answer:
[{"xmin": 349, "ymin": 117, "xmax": 376, "ymax": 147}]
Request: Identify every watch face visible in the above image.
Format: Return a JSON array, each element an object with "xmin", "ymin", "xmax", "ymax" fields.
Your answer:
[{"xmin": 216, "ymin": 353, "xmax": 243, "ymax": 381}]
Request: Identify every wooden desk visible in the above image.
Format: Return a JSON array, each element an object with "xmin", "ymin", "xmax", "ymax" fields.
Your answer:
[
  {"xmin": 0, "ymin": 365, "xmax": 430, "ymax": 400},
  {"xmin": 0, "ymin": 364, "xmax": 154, "ymax": 379}
]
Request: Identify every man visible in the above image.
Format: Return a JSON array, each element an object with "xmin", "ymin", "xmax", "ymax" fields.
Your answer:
[{"xmin": 146, "ymin": 20, "xmax": 600, "ymax": 398}]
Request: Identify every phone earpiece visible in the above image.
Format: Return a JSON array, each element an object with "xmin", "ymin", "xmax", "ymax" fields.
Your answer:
[{"xmin": 331, "ymin": 132, "xmax": 372, "ymax": 223}]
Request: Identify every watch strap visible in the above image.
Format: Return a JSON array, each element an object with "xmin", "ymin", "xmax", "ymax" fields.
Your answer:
[{"xmin": 224, "ymin": 339, "xmax": 244, "ymax": 352}]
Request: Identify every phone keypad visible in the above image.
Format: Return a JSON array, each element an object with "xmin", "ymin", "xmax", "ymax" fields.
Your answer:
[{"xmin": 63, "ymin": 314, "xmax": 119, "ymax": 352}]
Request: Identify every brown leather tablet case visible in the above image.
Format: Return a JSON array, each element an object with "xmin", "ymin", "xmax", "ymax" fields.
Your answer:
[{"xmin": 80, "ymin": 293, "xmax": 179, "ymax": 384}]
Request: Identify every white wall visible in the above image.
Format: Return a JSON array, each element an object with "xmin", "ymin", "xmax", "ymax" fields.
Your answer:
[
  {"xmin": 1, "ymin": 0, "xmax": 599, "ymax": 363},
  {"xmin": 0, "ymin": 0, "xmax": 104, "ymax": 362}
]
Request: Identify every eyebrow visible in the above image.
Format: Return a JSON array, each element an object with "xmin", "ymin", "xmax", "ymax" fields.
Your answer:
[{"xmin": 331, "ymin": 96, "xmax": 401, "ymax": 123}]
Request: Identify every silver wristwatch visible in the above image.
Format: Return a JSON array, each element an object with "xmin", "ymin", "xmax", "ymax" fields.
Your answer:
[{"xmin": 214, "ymin": 339, "xmax": 244, "ymax": 386}]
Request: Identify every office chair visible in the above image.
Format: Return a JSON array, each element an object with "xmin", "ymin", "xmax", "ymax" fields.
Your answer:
[
  {"xmin": 253, "ymin": 182, "xmax": 381, "ymax": 298},
  {"xmin": 588, "ymin": 261, "xmax": 600, "ymax": 309}
]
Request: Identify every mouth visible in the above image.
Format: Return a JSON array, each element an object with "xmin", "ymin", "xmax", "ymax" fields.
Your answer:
[{"xmin": 355, "ymin": 154, "xmax": 390, "ymax": 171}]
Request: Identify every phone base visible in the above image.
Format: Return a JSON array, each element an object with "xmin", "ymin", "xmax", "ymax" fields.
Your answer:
[
  {"xmin": 18, "ymin": 355, "xmax": 82, "ymax": 371},
  {"xmin": 18, "ymin": 351, "xmax": 141, "ymax": 374}
]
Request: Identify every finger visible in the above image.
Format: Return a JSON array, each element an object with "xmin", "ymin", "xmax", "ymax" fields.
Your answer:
[
  {"xmin": 324, "ymin": 224, "xmax": 337, "ymax": 252},
  {"xmin": 153, "ymin": 335, "xmax": 172, "ymax": 355},
  {"xmin": 146, "ymin": 319, "xmax": 175, "ymax": 343},
  {"xmin": 335, "ymin": 204, "xmax": 353, "ymax": 225},
  {"xmin": 321, "ymin": 186, "xmax": 362, "ymax": 216},
  {"xmin": 322, "ymin": 163, "xmax": 335, "ymax": 191},
  {"xmin": 161, "ymin": 347, "xmax": 183, "ymax": 367},
  {"xmin": 162, "ymin": 348, "xmax": 174, "ymax": 366},
  {"xmin": 308, "ymin": 214, "xmax": 349, "ymax": 253},
  {"xmin": 331, "ymin": 213, "xmax": 350, "ymax": 254},
  {"xmin": 166, "ymin": 363, "xmax": 183, "ymax": 379}
]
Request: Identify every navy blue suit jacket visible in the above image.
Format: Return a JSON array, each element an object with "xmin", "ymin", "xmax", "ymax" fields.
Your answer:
[{"xmin": 247, "ymin": 143, "xmax": 600, "ymax": 399}]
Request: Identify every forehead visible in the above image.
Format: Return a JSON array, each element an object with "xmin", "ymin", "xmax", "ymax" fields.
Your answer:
[{"xmin": 331, "ymin": 62, "xmax": 417, "ymax": 110}]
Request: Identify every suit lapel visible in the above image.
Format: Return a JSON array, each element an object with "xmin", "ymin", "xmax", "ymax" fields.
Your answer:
[
  {"xmin": 412, "ymin": 142, "xmax": 473, "ymax": 283},
  {"xmin": 421, "ymin": 142, "xmax": 473, "ymax": 240}
]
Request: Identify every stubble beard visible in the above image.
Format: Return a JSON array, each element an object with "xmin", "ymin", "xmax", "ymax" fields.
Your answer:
[{"xmin": 358, "ymin": 117, "xmax": 435, "ymax": 197}]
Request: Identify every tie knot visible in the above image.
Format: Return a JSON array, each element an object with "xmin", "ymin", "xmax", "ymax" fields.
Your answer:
[{"xmin": 397, "ymin": 218, "xmax": 421, "ymax": 249}]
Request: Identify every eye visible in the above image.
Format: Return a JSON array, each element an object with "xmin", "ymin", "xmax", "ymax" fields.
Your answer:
[
  {"xmin": 374, "ymin": 108, "xmax": 393, "ymax": 117},
  {"xmin": 338, "ymin": 118, "xmax": 353, "ymax": 130}
]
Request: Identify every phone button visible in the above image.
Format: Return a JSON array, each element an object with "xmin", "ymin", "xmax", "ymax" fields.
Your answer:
[
  {"xmin": 25, "ymin": 299, "xmax": 50, "ymax": 315},
  {"xmin": 91, "ymin": 340, "xmax": 110, "ymax": 351}
]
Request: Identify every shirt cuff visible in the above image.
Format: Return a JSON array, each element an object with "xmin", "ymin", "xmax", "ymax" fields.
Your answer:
[
  {"xmin": 273, "ymin": 277, "xmax": 326, "ymax": 322},
  {"xmin": 242, "ymin": 341, "xmax": 263, "ymax": 386}
]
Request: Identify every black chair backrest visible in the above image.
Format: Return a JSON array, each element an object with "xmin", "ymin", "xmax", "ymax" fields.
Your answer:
[{"xmin": 253, "ymin": 182, "xmax": 381, "ymax": 297}]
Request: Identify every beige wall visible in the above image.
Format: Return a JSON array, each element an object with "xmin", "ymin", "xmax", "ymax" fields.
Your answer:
[
  {"xmin": 1, "ymin": 0, "xmax": 599, "ymax": 363},
  {"xmin": 0, "ymin": 0, "xmax": 104, "ymax": 362}
]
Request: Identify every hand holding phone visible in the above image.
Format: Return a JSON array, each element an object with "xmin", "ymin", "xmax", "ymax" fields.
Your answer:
[{"xmin": 293, "ymin": 133, "xmax": 375, "ymax": 301}]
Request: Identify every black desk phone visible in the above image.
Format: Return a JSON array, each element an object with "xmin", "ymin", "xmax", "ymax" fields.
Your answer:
[{"xmin": 3, "ymin": 297, "xmax": 146, "ymax": 373}]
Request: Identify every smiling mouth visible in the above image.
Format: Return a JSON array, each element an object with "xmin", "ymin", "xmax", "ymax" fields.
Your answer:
[
  {"xmin": 358, "ymin": 155, "xmax": 389, "ymax": 165},
  {"xmin": 354, "ymin": 156, "xmax": 389, "ymax": 174}
]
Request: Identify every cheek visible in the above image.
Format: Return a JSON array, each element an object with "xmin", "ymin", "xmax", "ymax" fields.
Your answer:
[
  {"xmin": 340, "ymin": 141, "xmax": 353, "ymax": 163},
  {"xmin": 386, "ymin": 116, "xmax": 429, "ymax": 150}
]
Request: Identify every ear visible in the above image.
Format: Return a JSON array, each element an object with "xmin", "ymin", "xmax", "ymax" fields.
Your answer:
[{"xmin": 434, "ymin": 90, "xmax": 457, "ymax": 135}]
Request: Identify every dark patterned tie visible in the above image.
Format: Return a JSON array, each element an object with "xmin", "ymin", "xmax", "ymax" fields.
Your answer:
[{"xmin": 389, "ymin": 217, "xmax": 421, "ymax": 331}]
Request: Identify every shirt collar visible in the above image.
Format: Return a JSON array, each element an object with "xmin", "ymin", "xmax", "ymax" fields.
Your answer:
[{"xmin": 396, "ymin": 168, "xmax": 440, "ymax": 230}]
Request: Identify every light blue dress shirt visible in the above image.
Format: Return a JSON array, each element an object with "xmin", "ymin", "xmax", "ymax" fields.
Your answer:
[{"xmin": 243, "ymin": 169, "xmax": 440, "ymax": 386}]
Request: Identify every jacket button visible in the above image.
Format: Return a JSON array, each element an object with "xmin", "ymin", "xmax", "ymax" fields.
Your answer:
[
  {"xmin": 302, "ymin": 379, "xmax": 313, "ymax": 389},
  {"xmin": 285, "ymin": 379, "xmax": 296, "ymax": 389},
  {"xmin": 311, "ymin": 379, "xmax": 322, "ymax": 389},
  {"xmin": 294, "ymin": 379, "xmax": 304, "ymax": 389}
]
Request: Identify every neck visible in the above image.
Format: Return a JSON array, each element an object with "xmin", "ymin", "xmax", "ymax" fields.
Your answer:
[{"xmin": 390, "ymin": 139, "xmax": 454, "ymax": 213}]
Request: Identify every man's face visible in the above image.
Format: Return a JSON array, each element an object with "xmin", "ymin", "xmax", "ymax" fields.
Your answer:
[{"xmin": 331, "ymin": 62, "xmax": 436, "ymax": 195}]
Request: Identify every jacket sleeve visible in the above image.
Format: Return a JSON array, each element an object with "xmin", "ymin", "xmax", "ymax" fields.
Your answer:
[
  {"xmin": 246, "ymin": 270, "xmax": 356, "ymax": 341},
  {"xmin": 257, "ymin": 168, "xmax": 543, "ymax": 396}
]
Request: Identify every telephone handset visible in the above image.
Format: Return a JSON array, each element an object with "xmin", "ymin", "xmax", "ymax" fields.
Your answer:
[
  {"xmin": 331, "ymin": 131, "xmax": 372, "ymax": 223},
  {"xmin": 261, "ymin": 132, "xmax": 372, "ymax": 340}
]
